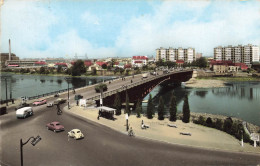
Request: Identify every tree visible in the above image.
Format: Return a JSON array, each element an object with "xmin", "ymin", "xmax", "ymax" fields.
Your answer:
[
  {"xmin": 169, "ymin": 93, "xmax": 177, "ymax": 121},
  {"xmin": 102, "ymin": 63, "xmax": 107, "ymax": 69},
  {"xmin": 182, "ymin": 94, "xmax": 190, "ymax": 123},
  {"xmin": 92, "ymin": 68, "xmax": 97, "ymax": 75},
  {"xmin": 223, "ymin": 117, "xmax": 233, "ymax": 134},
  {"xmin": 125, "ymin": 92, "xmax": 130, "ymax": 115},
  {"xmin": 206, "ymin": 117, "xmax": 213, "ymax": 127},
  {"xmin": 157, "ymin": 96, "xmax": 165, "ymax": 120},
  {"xmin": 39, "ymin": 67, "xmax": 45, "ymax": 74},
  {"xmin": 119, "ymin": 68, "xmax": 125, "ymax": 75},
  {"xmin": 146, "ymin": 94, "xmax": 154, "ymax": 119},
  {"xmin": 113, "ymin": 92, "xmax": 121, "ymax": 115},
  {"xmin": 196, "ymin": 57, "xmax": 207, "ymax": 68},
  {"xmin": 215, "ymin": 118, "xmax": 223, "ymax": 130},
  {"xmin": 71, "ymin": 60, "xmax": 86, "ymax": 76},
  {"xmin": 57, "ymin": 66, "xmax": 62, "ymax": 73},
  {"xmin": 135, "ymin": 99, "xmax": 142, "ymax": 118}
]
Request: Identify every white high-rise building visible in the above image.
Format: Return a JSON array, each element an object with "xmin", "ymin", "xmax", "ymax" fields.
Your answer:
[
  {"xmin": 224, "ymin": 46, "xmax": 232, "ymax": 61},
  {"xmin": 169, "ymin": 47, "xmax": 175, "ymax": 61},
  {"xmin": 214, "ymin": 44, "xmax": 259, "ymax": 66},
  {"xmin": 186, "ymin": 48, "xmax": 195, "ymax": 63},
  {"xmin": 252, "ymin": 45, "xmax": 259, "ymax": 62},
  {"xmin": 214, "ymin": 46, "xmax": 222, "ymax": 61},
  {"xmin": 156, "ymin": 47, "xmax": 195, "ymax": 63}
]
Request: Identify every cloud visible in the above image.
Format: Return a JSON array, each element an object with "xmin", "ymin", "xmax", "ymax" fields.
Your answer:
[
  {"xmin": 115, "ymin": 1, "xmax": 260, "ymax": 57},
  {"xmin": 81, "ymin": 11, "xmax": 100, "ymax": 26}
]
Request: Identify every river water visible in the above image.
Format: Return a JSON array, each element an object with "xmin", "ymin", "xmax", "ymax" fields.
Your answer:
[
  {"xmin": 1, "ymin": 74, "xmax": 259, "ymax": 126},
  {"xmin": 143, "ymin": 82, "xmax": 260, "ymax": 126}
]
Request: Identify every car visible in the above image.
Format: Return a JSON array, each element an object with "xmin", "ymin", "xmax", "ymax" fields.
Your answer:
[
  {"xmin": 15, "ymin": 102, "xmax": 30, "ymax": 110},
  {"xmin": 68, "ymin": 129, "xmax": 84, "ymax": 139},
  {"xmin": 33, "ymin": 99, "xmax": 47, "ymax": 106},
  {"xmin": 47, "ymin": 103, "xmax": 54, "ymax": 107},
  {"xmin": 54, "ymin": 98, "xmax": 66, "ymax": 105},
  {"xmin": 46, "ymin": 121, "xmax": 65, "ymax": 132}
]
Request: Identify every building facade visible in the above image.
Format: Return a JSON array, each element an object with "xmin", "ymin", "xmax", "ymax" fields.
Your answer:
[
  {"xmin": 214, "ymin": 44, "xmax": 259, "ymax": 66},
  {"xmin": 132, "ymin": 56, "xmax": 148, "ymax": 67},
  {"xmin": 156, "ymin": 47, "xmax": 195, "ymax": 63}
]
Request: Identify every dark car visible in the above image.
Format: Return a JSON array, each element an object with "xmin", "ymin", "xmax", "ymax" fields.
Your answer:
[
  {"xmin": 46, "ymin": 121, "xmax": 65, "ymax": 132},
  {"xmin": 15, "ymin": 103, "xmax": 30, "ymax": 111},
  {"xmin": 54, "ymin": 98, "xmax": 66, "ymax": 105},
  {"xmin": 74, "ymin": 94, "xmax": 83, "ymax": 100}
]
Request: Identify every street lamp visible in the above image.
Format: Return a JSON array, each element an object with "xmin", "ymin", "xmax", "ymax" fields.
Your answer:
[
  {"xmin": 20, "ymin": 135, "xmax": 42, "ymax": 166},
  {"xmin": 122, "ymin": 85, "xmax": 129, "ymax": 131},
  {"xmin": 0, "ymin": 76, "xmax": 10, "ymax": 106},
  {"xmin": 241, "ymin": 130, "xmax": 244, "ymax": 147},
  {"xmin": 64, "ymin": 77, "xmax": 72, "ymax": 109}
]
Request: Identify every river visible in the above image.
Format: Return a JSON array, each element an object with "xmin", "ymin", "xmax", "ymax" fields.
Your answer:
[
  {"xmin": 1, "ymin": 74, "xmax": 259, "ymax": 126},
  {"xmin": 143, "ymin": 81, "xmax": 260, "ymax": 126}
]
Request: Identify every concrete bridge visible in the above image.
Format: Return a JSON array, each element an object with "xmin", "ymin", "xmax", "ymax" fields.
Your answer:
[{"xmin": 88, "ymin": 70, "xmax": 193, "ymax": 107}]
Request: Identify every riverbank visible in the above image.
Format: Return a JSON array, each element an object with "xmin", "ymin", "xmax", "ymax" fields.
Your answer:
[
  {"xmin": 67, "ymin": 105, "xmax": 260, "ymax": 154},
  {"xmin": 184, "ymin": 78, "xmax": 227, "ymax": 88}
]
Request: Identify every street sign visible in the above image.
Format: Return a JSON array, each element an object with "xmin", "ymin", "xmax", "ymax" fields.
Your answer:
[{"xmin": 31, "ymin": 135, "xmax": 41, "ymax": 146}]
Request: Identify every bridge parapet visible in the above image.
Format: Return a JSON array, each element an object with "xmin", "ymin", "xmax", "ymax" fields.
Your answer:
[{"xmin": 88, "ymin": 70, "xmax": 193, "ymax": 102}]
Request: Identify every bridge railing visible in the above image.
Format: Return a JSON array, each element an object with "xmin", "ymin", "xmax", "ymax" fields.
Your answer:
[{"xmin": 88, "ymin": 70, "xmax": 191, "ymax": 101}]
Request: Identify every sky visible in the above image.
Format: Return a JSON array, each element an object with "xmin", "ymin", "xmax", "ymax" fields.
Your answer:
[{"xmin": 1, "ymin": 0, "xmax": 260, "ymax": 59}]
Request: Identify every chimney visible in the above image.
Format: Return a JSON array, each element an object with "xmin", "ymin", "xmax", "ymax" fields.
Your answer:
[{"xmin": 9, "ymin": 39, "xmax": 11, "ymax": 61}]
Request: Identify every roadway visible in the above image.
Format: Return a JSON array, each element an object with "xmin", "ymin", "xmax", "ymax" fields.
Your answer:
[{"xmin": 1, "ymin": 102, "xmax": 260, "ymax": 166}]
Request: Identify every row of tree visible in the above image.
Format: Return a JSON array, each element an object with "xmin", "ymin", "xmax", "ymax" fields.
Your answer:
[
  {"xmin": 193, "ymin": 116, "xmax": 251, "ymax": 143},
  {"xmin": 155, "ymin": 57, "xmax": 208, "ymax": 68},
  {"xmin": 113, "ymin": 91, "xmax": 191, "ymax": 123}
]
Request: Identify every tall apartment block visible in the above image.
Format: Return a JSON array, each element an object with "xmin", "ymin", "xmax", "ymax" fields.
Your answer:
[
  {"xmin": 214, "ymin": 44, "xmax": 259, "ymax": 66},
  {"xmin": 156, "ymin": 47, "xmax": 195, "ymax": 63}
]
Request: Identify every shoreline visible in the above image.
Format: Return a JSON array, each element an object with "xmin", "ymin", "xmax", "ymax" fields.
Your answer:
[
  {"xmin": 184, "ymin": 78, "xmax": 227, "ymax": 88},
  {"xmin": 68, "ymin": 105, "xmax": 260, "ymax": 153}
]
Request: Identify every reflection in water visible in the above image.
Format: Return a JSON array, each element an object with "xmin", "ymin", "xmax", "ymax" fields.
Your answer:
[
  {"xmin": 143, "ymin": 81, "xmax": 260, "ymax": 126},
  {"xmin": 194, "ymin": 91, "xmax": 208, "ymax": 98},
  {"xmin": 211, "ymin": 82, "xmax": 260, "ymax": 101},
  {"xmin": 57, "ymin": 79, "xmax": 62, "ymax": 84}
]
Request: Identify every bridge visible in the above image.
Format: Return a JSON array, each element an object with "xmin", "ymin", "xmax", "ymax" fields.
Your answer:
[{"xmin": 87, "ymin": 70, "xmax": 193, "ymax": 107}]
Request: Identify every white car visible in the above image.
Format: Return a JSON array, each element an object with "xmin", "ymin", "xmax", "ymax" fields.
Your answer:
[{"xmin": 68, "ymin": 129, "xmax": 84, "ymax": 140}]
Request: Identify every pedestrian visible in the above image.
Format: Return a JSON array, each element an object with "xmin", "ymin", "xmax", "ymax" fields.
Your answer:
[
  {"xmin": 76, "ymin": 100, "xmax": 79, "ymax": 106},
  {"xmin": 131, "ymin": 80, "xmax": 133, "ymax": 83}
]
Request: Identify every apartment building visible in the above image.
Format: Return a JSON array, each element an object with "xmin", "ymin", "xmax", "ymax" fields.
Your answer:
[
  {"xmin": 214, "ymin": 44, "xmax": 259, "ymax": 66},
  {"xmin": 156, "ymin": 47, "xmax": 195, "ymax": 63}
]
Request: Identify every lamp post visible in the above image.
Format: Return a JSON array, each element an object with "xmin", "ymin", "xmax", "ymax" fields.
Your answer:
[
  {"xmin": 122, "ymin": 85, "xmax": 129, "ymax": 131},
  {"xmin": 241, "ymin": 130, "xmax": 244, "ymax": 147},
  {"xmin": 64, "ymin": 77, "xmax": 72, "ymax": 109},
  {"xmin": 20, "ymin": 135, "xmax": 42, "ymax": 166},
  {"xmin": 1, "ymin": 76, "xmax": 9, "ymax": 106}
]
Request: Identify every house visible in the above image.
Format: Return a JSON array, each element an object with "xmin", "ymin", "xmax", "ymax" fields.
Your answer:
[{"xmin": 132, "ymin": 56, "xmax": 148, "ymax": 67}]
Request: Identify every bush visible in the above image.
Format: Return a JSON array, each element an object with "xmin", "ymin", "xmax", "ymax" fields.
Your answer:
[
  {"xmin": 223, "ymin": 117, "xmax": 233, "ymax": 134},
  {"xmin": 214, "ymin": 118, "xmax": 223, "ymax": 130},
  {"xmin": 95, "ymin": 83, "xmax": 107, "ymax": 93},
  {"xmin": 195, "ymin": 116, "xmax": 205, "ymax": 125},
  {"xmin": 206, "ymin": 117, "xmax": 213, "ymax": 127}
]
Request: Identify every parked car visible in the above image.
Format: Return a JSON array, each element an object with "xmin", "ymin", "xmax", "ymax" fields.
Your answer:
[
  {"xmin": 68, "ymin": 129, "xmax": 84, "ymax": 139},
  {"xmin": 15, "ymin": 103, "xmax": 30, "ymax": 110},
  {"xmin": 16, "ymin": 107, "xmax": 33, "ymax": 119},
  {"xmin": 74, "ymin": 94, "xmax": 83, "ymax": 100},
  {"xmin": 33, "ymin": 99, "xmax": 47, "ymax": 106},
  {"xmin": 46, "ymin": 121, "xmax": 65, "ymax": 132},
  {"xmin": 54, "ymin": 98, "xmax": 66, "ymax": 105}
]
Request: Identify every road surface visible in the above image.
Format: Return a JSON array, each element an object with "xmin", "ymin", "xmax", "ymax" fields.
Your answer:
[{"xmin": 1, "ymin": 103, "xmax": 260, "ymax": 166}]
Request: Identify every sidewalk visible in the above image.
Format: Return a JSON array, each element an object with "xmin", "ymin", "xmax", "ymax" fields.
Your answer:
[{"xmin": 68, "ymin": 105, "xmax": 260, "ymax": 154}]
